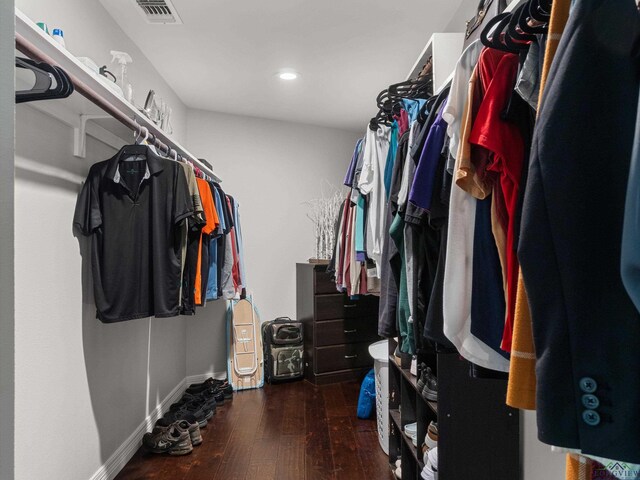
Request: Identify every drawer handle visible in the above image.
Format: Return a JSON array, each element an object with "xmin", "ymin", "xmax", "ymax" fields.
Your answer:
[
  {"xmin": 344, "ymin": 304, "xmax": 357, "ymax": 308},
  {"xmin": 344, "ymin": 354, "xmax": 358, "ymax": 359},
  {"xmin": 344, "ymin": 329, "xmax": 357, "ymax": 334}
]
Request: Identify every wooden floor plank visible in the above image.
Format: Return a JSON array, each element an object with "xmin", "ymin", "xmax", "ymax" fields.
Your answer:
[
  {"xmin": 281, "ymin": 381, "xmax": 306, "ymax": 435},
  {"xmin": 304, "ymin": 383, "xmax": 335, "ymax": 480},
  {"xmin": 352, "ymin": 417, "xmax": 393, "ymax": 480},
  {"xmin": 327, "ymin": 415, "xmax": 366, "ymax": 480},
  {"xmin": 321, "ymin": 383, "xmax": 351, "ymax": 418},
  {"xmin": 275, "ymin": 435, "xmax": 306, "ymax": 480},
  {"xmin": 245, "ymin": 461, "xmax": 277, "ymax": 480}
]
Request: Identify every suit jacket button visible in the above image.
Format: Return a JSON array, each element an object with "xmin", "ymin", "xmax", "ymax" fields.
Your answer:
[
  {"xmin": 582, "ymin": 410, "xmax": 601, "ymax": 426},
  {"xmin": 581, "ymin": 394, "xmax": 600, "ymax": 409},
  {"xmin": 579, "ymin": 377, "xmax": 598, "ymax": 393}
]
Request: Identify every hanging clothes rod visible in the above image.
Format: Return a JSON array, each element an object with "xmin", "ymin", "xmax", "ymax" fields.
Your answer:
[{"xmin": 14, "ymin": 13, "xmax": 221, "ymax": 183}]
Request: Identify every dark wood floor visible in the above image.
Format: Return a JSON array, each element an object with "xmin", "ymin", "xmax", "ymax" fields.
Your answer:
[{"xmin": 115, "ymin": 380, "xmax": 392, "ymax": 480}]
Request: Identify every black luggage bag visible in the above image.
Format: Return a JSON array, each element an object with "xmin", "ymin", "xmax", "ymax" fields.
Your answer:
[{"xmin": 262, "ymin": 317, "xmax": 304, "ymax": 383}]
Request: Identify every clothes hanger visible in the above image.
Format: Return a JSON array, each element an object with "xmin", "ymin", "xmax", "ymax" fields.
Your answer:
[
  {"xmin": 481, "ymin": 12, "xmax": 519, "ymax": 54},
  {"xmin": 528, "ymin": 0, "xmax": 551, "ymax": 23},
  {"xmin": 417, "ymin": 95, "xmax": 438, "ymax": 123},
  {"xmin": 54, "ymin": 66, "xmax": 73, "ymax": 98},
  {"xmin": 15, "ymin": 57, "xmax": 74, "ymax": 103},
  {"xmin": 129, "ymin": 126, "xmax": 156, "ymax": 159},
  {"xmin": 134, "ymin": 125, "xmax": 147, "ymax": 145},
  {"xmin": 518, "ymin": 2, "xmax": 549, "ymax": 35},
  {"xmin": 144, "ymin": 130, "xmax": 160, "ymax": 155},
  {"xmin": 507, "ymin": 4, "xmax": 538, "ymax": 43},
  {"xmin": 15, "ymin": 57, "xmax": 52, "ymax": 100}
]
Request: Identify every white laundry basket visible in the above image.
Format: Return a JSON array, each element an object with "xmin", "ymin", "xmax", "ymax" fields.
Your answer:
[{"xmin": 368, "ymin": 339, "xmax": 389, "ymax": 455}]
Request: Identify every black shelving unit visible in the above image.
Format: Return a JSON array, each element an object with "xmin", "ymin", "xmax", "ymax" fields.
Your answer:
[
  {"xmin": 388, "ymin": 339, "xmax": 520, "ymax": 480},
  {"xmin": 388, "ymin": 340, "xmax": 437, "ymax": 480}
]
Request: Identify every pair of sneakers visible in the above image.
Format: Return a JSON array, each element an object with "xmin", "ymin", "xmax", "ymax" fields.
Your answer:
[
  {"xmin": 422, "ymin": 421, "xmax": 438, "ymax": 462},
  {"xmin": 143, "ymin": 416, "xmax": 202, "ymax": 456},
  {"xmin": 186, "ymin": 377, "xmax": 234, "ymax": 401},
  {"xmin": 416, "ymin": 364, "xmax": 438, "ymax": 402},
  {"xmin": 404, "ymin": 422, "xmax": 418, "ymax": 447},
  {"xmin": 163, "ymin": 395, "xmax": 215, "ymax": 428},
  {"xmin": 420, "ymin": 447, "xmax": 438, "ymax": 480}
]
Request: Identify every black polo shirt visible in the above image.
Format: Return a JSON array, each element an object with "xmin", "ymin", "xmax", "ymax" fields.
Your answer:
[{"xmin": 74, "ymin": 145, "xmax": 194, "ymax": 323}]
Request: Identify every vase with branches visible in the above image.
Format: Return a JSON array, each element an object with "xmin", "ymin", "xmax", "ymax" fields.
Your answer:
[{"xmin": 304, "ymin": 183, "xmax": 343, "ymax": 262}]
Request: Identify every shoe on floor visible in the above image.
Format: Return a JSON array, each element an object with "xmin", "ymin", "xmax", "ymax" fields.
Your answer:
[
  {"xmin": 164, "ymin": 401, "xmax": 212, "ymax": 428},
  {"xmin": 181, "ymin": 389, "xmax": 220, "ymax": 409},
  {"xmin": 179, "ymin": 391, "xmax": 218, "ymax": 411},
  {"xmin": 394, "ymin": 466, "xmax": 402, "ymax": 479},
  {"xmin": 184, "ymin": 384, "xmax": 227, "ymax": 405},
  {"xmin": 156, "ymin": 415, "xmax": 203, "ymax": 447},
  {"xmin": 176, "ymin": 419, "xmax": 202, "ymax": 446},
  {"xmin": 421, "ymin": 367, "xmax": 438, "ymax": 402},
  {"xmin": 186, "ymin": 377, "xmax": 231, "ymax": 395},
  {"xmin": 143, "ymin": 423, "xmax": 193, "ymax": 456}
]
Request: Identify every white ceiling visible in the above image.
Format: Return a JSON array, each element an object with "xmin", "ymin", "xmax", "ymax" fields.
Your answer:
[{"xmin": 100, "ymin": 0, "xmax": 465, "ymax": 131}]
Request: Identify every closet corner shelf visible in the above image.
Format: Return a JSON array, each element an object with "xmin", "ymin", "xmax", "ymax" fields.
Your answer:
[
  {"xmin": 427, "ymin": 401, "xmax": 438, "ymax": 416},
  {"xmin": 14, "ymin": 7, "xmax": 221, "ymax": 183},
  {"xmin": 406, "ymin": 0, "xmax": 521, "ymax": 92}
]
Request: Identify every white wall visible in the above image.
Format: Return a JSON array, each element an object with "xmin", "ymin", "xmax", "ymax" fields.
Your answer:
[
  {"xmin": 0, "ymin": 1, "xmax": 16, "ymax": 479},
  {"xmin": 185, "ymin": 108, "xmax": 360, "ymax": 376}
]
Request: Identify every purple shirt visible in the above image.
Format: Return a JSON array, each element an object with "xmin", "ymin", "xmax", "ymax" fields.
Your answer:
[
  {"xmin": 408, "ymin": 107, "xmax": 447, "ymax": 211},
  {"xmin": 344, "ymin": 138, "xmax": 363, "ymax": 187}
]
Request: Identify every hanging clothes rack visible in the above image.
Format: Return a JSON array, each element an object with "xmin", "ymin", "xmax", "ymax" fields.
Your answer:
[{"xmin": 14, "ymin": 7, "xmax": 221, "ymax": 183}]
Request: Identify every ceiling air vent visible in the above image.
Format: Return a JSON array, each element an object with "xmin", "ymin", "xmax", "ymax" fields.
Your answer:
[{"xmin": 135, "ymin": 0, "xmax": 183, "ymax": 24}]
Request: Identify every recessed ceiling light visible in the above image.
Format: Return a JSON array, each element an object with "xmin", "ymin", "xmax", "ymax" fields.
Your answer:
[{"xmin": 277, "ymin": 70, "xmax": 299, "ymax": 81}]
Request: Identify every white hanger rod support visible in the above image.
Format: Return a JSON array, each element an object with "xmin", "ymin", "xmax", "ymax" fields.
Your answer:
[{"xmin": 14, "ymin": 21, "xmax": 221, "ymax": 183}]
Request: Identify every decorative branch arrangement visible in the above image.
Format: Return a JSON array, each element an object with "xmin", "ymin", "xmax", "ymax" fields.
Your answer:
[{"xmin": 304, "ymin": 183, "xmax": 343, "ymax": 262}]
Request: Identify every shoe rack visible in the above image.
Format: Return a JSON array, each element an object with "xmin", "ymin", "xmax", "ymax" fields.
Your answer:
[{"xmin": 387, "ymin": 340, "xmax": 520, "ymax": 480}]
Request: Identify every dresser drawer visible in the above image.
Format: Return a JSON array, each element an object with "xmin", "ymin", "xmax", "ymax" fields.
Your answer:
[
  {"xmin": 314, "ymin": 269, "xmax": 337, "ymax": 295},
  {"xmin": 315, "ymin": 318, "xmax": 379, "ymax": 347},
  {"xmin": 314, "ymin": 342, "xmax": 373, "ymax": 374},
  {"xmin": 314, "ymin": 294, "xmax": 379, "ymax": 321}
]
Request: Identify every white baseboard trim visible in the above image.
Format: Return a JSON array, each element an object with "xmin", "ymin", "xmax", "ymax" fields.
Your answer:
[{"xmin": 89, "ymin": 370, "xmax": 228, "ymax": 480}]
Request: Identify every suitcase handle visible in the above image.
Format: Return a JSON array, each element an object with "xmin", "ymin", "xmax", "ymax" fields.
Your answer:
[
  {"xmin": 274, "ymin": 316, "xmax": 292, "ymax": 322},
  {"xmin": 344, "ymin": 329, "xmax": 357, "ymax": 334},
  {"xmin": 344, "ymin": 354, "xmax": 358, "ymax": 359}
]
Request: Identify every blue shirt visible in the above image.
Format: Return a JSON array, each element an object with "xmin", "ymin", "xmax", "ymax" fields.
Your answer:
[
  {"xmin": 402, "ymin": 99, "xmax": 427, "ymax": 123},
  {"xmin": 206, "ymin": 187, "xmax": 226, "ymax": 301}
]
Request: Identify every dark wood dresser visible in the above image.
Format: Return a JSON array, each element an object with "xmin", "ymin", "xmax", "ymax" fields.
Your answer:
[{"xmin": 296, "ymin": 263, "xmax": 380, "ymax": 385}]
